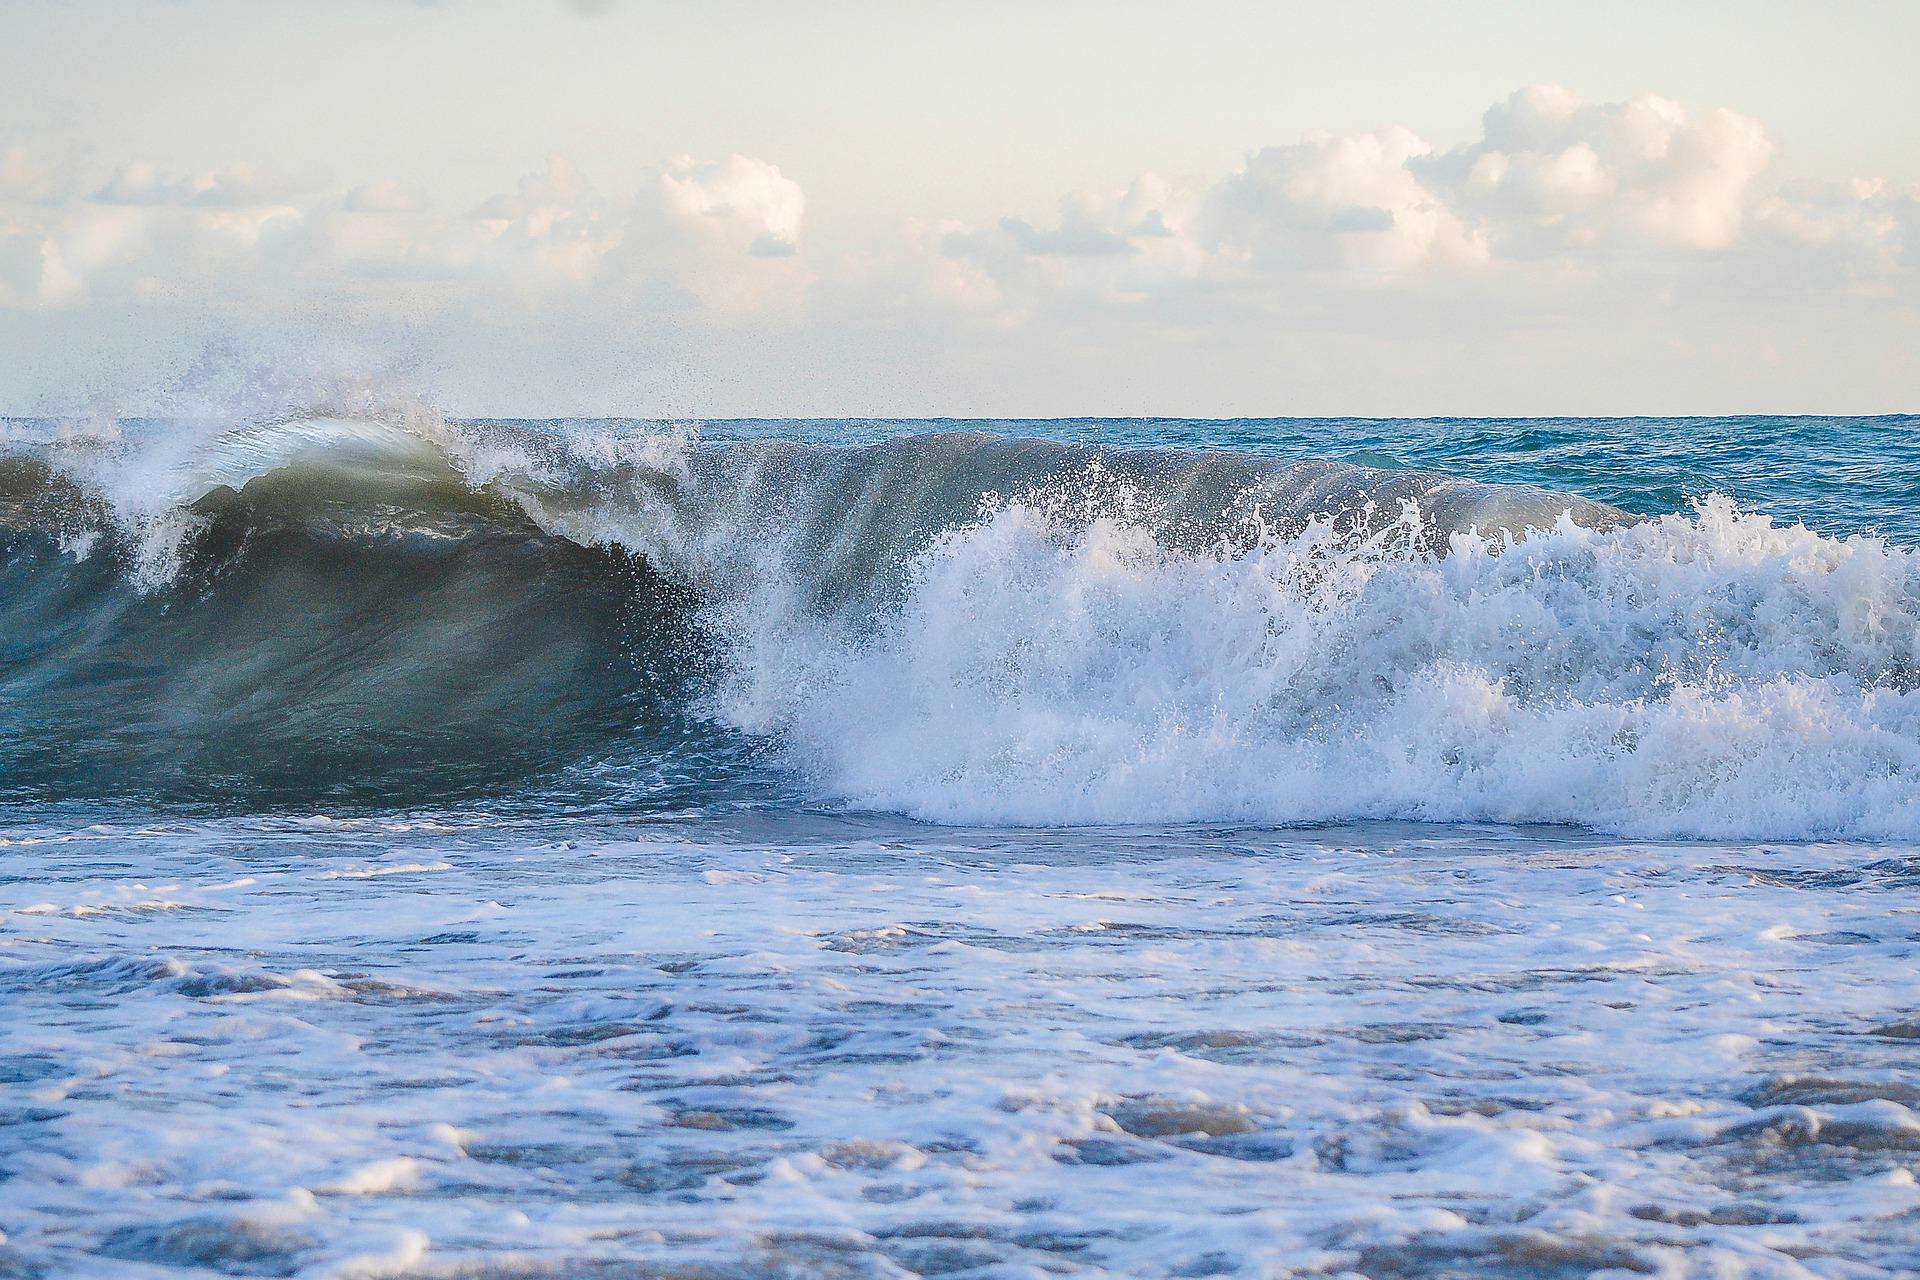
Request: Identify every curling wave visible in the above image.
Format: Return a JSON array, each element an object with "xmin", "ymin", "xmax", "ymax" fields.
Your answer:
[{"xmin": 1, "ymin": 415, "xmax": 1915, "ymax": 837}]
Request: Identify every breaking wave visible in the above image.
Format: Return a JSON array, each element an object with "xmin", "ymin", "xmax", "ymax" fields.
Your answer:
[{"xmin": 2, "ymin": 414, "xmax": 1916, "ymax": 837}]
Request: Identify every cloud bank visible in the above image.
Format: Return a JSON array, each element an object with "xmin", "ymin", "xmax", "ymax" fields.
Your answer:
[{"xmin": 0, "ymin": 85, "xmax": 1913, "ymax": 414}]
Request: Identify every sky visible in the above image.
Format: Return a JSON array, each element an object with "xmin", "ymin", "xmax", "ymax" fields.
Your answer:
[{"xmin": 0, "ymin": 0, "xmax": 1915, "ymax": 417}]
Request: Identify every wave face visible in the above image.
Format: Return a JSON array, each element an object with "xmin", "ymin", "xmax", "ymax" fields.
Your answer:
[{"xmin": 2, "ymin": 416, "xmax": 1916, "ymax": 837}]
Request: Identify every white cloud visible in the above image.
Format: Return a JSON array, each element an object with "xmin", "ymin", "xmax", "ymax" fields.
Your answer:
[
  {"xmin": 0, "ymin": 143, "xmax": 70, "ymax": 205},
  {"xmin": 0, "ymin": 148, "xmax": 811, "ymax": 316},
  {"xmin": 860, "ymin": 84, "xmax": 1911, "ymax": 413},
  {"xmin": 659, "ymin": 154, "xmax": 805, "ymax": 253},
  {"xmin": 922, "ymin": 176, "xmax": 1212, "ymax": 320},
  {"xmin": 924, "ymin": 85, "xmax": 1822, "ymax": 315},
  {"xmin": 1209, "ymin": 124, "xmax": 1488, "ymax": 274},
  {"xmin": 1752, "ymin": 176, "xmax": 1920, "ymax": 288},
  {"xmin": 0, "ymin": 85, "xmax": 1912, "ymax": 414},
  {"xmin": 1429, "ymin": 86, "xmax": 1775, "ymax": 252}
]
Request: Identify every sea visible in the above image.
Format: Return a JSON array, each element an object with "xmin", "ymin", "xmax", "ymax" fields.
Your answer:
[{"xmin": 0, "ymin": 413, "xmax": 1917, "ymax": 1278}]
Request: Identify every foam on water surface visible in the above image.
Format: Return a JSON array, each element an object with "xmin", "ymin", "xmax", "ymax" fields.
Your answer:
[
  {"xmin": 1, "ymin": 414, "xmax": 1917, "ymax": 1276},
  {"xmin": 1, "ymin": 415, "xmax": 1916, "ymax": 837},
  {"xmin": 3, "ymin": 813, "xmax": 1920, "ymax": 1277}
]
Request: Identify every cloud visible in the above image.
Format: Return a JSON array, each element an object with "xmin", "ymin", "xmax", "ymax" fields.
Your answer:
[
  {"xmin": 920, "ymin": 176, "xmax": 1211, "ymax": 319},
  {"xmin": 0, "ymin": 85, "xmax": 1911, "ymax": 414},
  {"xmin": 912, "ymin": 83, "xmax": 1910, "ymax": 325},
  {"xmin": 0, "ymin": 148, "xmax": 810, "ymax": 315},
  {"xmin": 1752, "ymin": 176, "xmax": 1920, "ymax": 288},
  {"xmin": 1427, "ymin": 86, "xmax": 1775, "ymax": 252},
  {"xmin": 1, "ymin": 85, "xmax": 1891, "ymax": 324},
  {"xmin": 93, "ymin": 160, "xmax": 316, "ymax": 209},
  {"xmin": 1209, "ymin": 124, "xmax": 1488, "ymax": 274},
  {"xmin": 0, "ymin": 143, "xmax": 70, "ymax": 205},
  {"xmin": 659, "ymin": 154, "xmax": 805, "ymax": 251}
]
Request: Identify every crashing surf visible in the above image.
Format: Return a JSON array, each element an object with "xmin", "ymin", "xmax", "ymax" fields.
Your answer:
[{"xmin": 1, "ymin": 415, "xmax": 1915, "ymax": 837}]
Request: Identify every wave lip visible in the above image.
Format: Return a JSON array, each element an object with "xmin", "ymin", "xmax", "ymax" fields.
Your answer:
[
  {"xmin": 3, "ymin": 416, "xmax": 1916, "ymax": 840},
  {"xmin": 739, "ymin": 492, "xmax": 1919, "ymax": 839}
]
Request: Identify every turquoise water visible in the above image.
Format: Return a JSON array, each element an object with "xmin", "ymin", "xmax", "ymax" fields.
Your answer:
[{"xmin": 673, "ymin": 415, "xmax": 1920, "ymax": 538}]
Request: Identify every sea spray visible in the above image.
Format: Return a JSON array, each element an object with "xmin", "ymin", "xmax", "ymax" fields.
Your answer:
[
  {"xmin": 722, "ymin": 493, "xmax": 1919, "ymax": 836},
  {"xmin": 2, "ymin": 415, "xmax": 1916, "ymax": 837}
]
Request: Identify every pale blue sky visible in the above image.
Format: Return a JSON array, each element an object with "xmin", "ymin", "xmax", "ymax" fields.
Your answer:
[
  {"xmin": 1, "ymin": 0, "xmax": 1915, "ymax": 414},
  {"xmin": 6, "ymin": 1, "xmax": 1915, "ymax": 214}
]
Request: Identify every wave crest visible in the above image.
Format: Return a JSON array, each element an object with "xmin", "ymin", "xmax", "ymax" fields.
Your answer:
[
  {"xmin": 731, "ymin": 493, "xmax": 1919, "ymax": 836},
  {"xmin": 3, "ymin": 416, "xmax": 1916, "ymax": 838}
]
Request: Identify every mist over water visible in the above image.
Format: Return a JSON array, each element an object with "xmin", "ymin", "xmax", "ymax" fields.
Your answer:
[{"xmin": 3, "ymin": 413, "xmax": 1919, "ymax": 1277}]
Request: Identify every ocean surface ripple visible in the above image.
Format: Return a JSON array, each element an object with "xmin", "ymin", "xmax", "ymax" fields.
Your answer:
[{"xmin": 1, "ymin": 414, "xmax": 1917, "ymax": 1278}]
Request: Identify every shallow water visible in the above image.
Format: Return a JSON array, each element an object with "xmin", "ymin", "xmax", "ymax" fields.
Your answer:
[
  {"xmin": 1, "ymin": 415, "xmax": 1917, "ymax": 1277},
  {"xmin": 6, "ymin": 812, "xmax": 1920, "ymax": 1277}
]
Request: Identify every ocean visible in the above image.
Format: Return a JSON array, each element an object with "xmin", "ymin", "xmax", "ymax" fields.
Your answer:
[{"xmin": 1, "ymin": 414, "xmax": 1917, "ymax": 1278}]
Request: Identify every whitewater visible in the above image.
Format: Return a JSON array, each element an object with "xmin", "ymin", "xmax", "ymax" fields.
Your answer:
[{"xmin": 2, "ymin": 413, "xmax": 1918, "ymax": 1278}]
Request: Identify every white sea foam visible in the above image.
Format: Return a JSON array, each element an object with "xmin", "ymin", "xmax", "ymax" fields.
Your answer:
[
  {"xmin": 3, "ymin": 814, "xmax": 1919, "ymax": 1278},
  {"xmin": 707, "ymin": 493, "xmax": 1920, "ymax": 839},
  {"xmin": 13, "ymin": 414, "xmax": 1918, "ymax": 839},
  {"xmin": 336, "ymin": 416, "xmax": 1917, "ymax": 841},
  {"xmin": 6, "ymin": 414, "xmax": 1920, "ymax": 1278},
  {"xmin": 28, "ymin": 411, "xmax": 459, "ymax": 587}
]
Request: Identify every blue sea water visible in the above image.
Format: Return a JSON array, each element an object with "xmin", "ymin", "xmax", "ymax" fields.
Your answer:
[
  {"xmin": 682, "ymin": 414, "xmax": 1920, "ymax": 538},
  {"xmin": 1, "ymin": 414, "xmax": 1917, "ymax": 1278}
]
